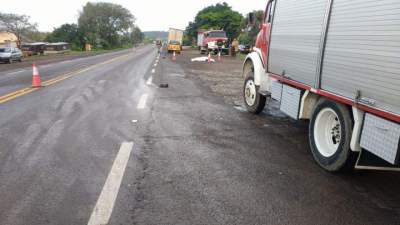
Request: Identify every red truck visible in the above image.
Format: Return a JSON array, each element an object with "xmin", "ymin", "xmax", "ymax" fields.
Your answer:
[
  {"xmin": 243, "ymin": 0, "xmax": 400, "ymax": 172},
  {"xmin": 199, "ymin": 30, "xmax": 229, "ymax": 55}
]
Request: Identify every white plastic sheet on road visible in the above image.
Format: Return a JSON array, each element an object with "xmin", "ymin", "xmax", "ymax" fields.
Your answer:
[{"xmin": 191, "ymin": 57, "xmax": 215, "ymax": 63}]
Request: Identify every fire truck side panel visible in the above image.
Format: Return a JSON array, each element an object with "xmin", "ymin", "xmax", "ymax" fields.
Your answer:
[
  {"xmin": 321, "ymin": 0, "xmax": 400, "ymax": 115},
  {"xmin": 268, "ymin": 0, "xmax": 329, "ymax": 86}
]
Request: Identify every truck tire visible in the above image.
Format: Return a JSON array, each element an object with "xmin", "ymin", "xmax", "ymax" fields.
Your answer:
[
  {"xmin": 243, "ymin": 71, "xmax": 266, "ymax": 114},
  {"xmin": 309, "ymin": 99, "xmax": 357, "ymax": 172}
]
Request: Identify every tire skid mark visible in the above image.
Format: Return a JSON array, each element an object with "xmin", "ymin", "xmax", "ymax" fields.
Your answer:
[
  {"xmin": 60, "ymin": 95, "xmax": 84, "ymax": 117},
  {"xmin": 12, "ymin": 123, "xmax": 43, "ymax": 163},
  {"xmin": 26, "ymin": 119, "xmax": 65, "ymax": 168},
  {"xmin": 82, "ymin": 87, "xmax": 95, "ymax": 102}
]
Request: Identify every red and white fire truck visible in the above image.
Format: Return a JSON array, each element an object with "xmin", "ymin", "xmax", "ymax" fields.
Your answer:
[
  {"xmin": 243, "ymin": 0, "xmax": 400, "ymax": 172},
  {"xmin": 198, "ymin": 30, "xmax": 229, "ymax": 55}
]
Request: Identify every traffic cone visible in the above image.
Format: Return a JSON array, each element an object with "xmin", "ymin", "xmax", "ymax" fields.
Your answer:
[
  {"xmin": 32, "ymin": 63, "xmax": 41, "ymax": 88},
  {"xmin": 172, "ymin": 51, "xmax": 176, "ymax": 61},
  {"xmin": 208, "ymin": 52, "xmax": 212, "ymax": 63},
  {"xmin": 218, "ymin": 51, "xmax": 221, "ymax": 62}
]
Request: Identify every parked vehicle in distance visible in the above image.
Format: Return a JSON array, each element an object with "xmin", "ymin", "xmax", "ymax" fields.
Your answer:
[
  {"xmin": 21, "ymin": 42, "xmax": 46, "ymax": 56},
  {"xmin": 243, "ymin": 0, "xmax": 400, "ymax": 172},
  {"xmin": 0, "ymin": 47, "xmax": 23, "ymax": 63},
  {"xmin": 238, "ymin": 44, "xmax": 251, "ymax": 54},
  {"xmin": 156, "ymin": 39, "xmax": 162, "ymax": 53},
  {"xmin": 44, "ymin": 42, "xmax": 70, "ymax": 55},
  {"xmin": 167, "ymin": 28, "xmax": 183, "ymax": 54},
  {"xmin": 199, "ymin": 30, "xmax": 229, "ymax": 55},
  {"xmin": 155, "ymin": 39, "xmax": 162, "ymax": 47},
  {"xmin": 168, "ymin": 40, "xmax": 181, "ymax": 54}
]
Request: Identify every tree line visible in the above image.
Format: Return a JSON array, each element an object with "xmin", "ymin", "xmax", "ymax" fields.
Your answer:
[
  {"xmin": 0, "ymin": 2, "xmax": 144, "ymax": 50},
  {"xmin": 185, "ymin": 2, "xmax": 263, "ymax": 46}
]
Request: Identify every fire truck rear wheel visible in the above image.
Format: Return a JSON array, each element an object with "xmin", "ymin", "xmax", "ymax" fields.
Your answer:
[
  {"xmin": 309, "ymin": 99, "xmax": 357, "ymax": 172},
  {"xmin": 243, "ymin": 71, "xmax": 266, "ymax": 114}
]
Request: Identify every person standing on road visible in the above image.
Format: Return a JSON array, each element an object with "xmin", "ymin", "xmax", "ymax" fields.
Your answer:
[{"xmin": 231, "ymin": 38, "xmax": 239, "ymax": 57}]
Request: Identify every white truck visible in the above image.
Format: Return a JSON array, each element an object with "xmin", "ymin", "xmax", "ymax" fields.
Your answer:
[
  {"xmin": 244, "ymin": 0, "xmax": 400, "ymax": 172},
  {"xmin": 167, "ymin": 28, "xmax": 184, "ymax": 54}
]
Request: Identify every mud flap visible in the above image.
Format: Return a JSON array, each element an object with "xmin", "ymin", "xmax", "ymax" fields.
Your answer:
[{"xmin": 355, "ymin": 149, "xmax": 400, "ymax": 171}]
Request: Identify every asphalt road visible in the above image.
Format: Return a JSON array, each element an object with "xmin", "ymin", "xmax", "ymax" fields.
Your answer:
[
  {"xmin": 0, "ymin": 49, "xmax": 134, "ymax": 95},
  {"xmin": 0, "ymin": 46, "xmax": 399, "ymax": 225}
]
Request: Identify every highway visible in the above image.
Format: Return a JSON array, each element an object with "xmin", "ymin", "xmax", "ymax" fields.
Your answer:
[
  {"xmin": 0, "ymin": 46, "xmax": 399, "ymax": 225},
  {"xmin": 0, "ymin": 46, "xmax": 156, "ymax": 224}
]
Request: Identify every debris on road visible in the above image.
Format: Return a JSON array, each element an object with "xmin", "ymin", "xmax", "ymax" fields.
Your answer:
[
  {"xmin": 191, "ymin": 56, "xmax": 215, "ymax": 63},
  {"xmin": 159, "ymin": 83, "xmax": 169, "ymax": 88}
]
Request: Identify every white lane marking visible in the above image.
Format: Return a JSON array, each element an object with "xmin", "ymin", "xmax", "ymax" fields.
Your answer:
[
  {"xmin": 153, "ymin": 63, "xmax": 157, "ymax": 67},
  {"xmin": 146, "ymin": 76, "xmax": 153, "ymax": 85},
  {"xmin": 137, "ymin": 94, "xmax": 148, "ymax": 109},
  {"xmin": 87, "ymin": 142, "xmax": 133, "ymax": 225},
  {"xmin": 151, "ymin": 69, "xmax": 155, "ymax": 74},
  {"xmin": 7, "ymin": 70, "xmax": 26, "ymax": 75}
]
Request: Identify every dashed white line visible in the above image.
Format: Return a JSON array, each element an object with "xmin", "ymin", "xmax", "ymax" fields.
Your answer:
[
  {"xmin": 151, "ymin": 69, "xmax": 155, "ymax": 74},
  {"xmin": 153, "ymin": 63, "xmax": 157, "ymax": 67},
  {"xmin": 87, "ymin": 142, "xmax": 134, "ymax": 225},
  {"xmin": 137, "ymin": 94, "xmax": 148, "ymax": 109},
  {"xmin": 146, "ymin": 76, "xmax": 153, "ymax": 85},
  {"xmin": 7, "ymin": 70, "xmax": 26, "ymax": 75}
]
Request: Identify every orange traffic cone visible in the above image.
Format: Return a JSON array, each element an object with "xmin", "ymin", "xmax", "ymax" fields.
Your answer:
[
  {"xmin": 208, "ymin": 52, "xmax": 212, "ymax": 63},
  {"xmin": 32, "ymin": 63, "xmax": 41, "ymax": 88},
  {"xmin": 172, "ymin": 51, "xmax": 176, "ymax": 61},
  {"xmin": 218, "ymin": 51, "xmax": 221, "ymax": 61}
]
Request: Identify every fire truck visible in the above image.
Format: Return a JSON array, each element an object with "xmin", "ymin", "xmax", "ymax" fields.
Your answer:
[
  {"xmin": 199, "ymin": 30, "xmax": 229, "ymax": 55},
  {"xmin": 243, "ymin": 0, "xmax": 400, "ymax": 172}
]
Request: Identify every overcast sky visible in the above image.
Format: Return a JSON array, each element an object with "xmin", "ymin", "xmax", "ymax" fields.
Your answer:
[{"xmin": 2, "ymin": 0, "xmax": 265, "ymax": 32}]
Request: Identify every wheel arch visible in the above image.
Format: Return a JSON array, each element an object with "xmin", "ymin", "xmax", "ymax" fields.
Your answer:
[
  {"xmin": 300, "ymin": 93, "xmax": 354, "ymax": 122},
  {"xmin": 243, "ymin": 52, "xmax": 264, "ymax": 86}
]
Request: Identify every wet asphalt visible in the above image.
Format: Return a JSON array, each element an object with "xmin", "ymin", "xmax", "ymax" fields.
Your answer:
[{"xmin": 0, "ymin": 45, "xmax": 399, "ymax": 225}]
